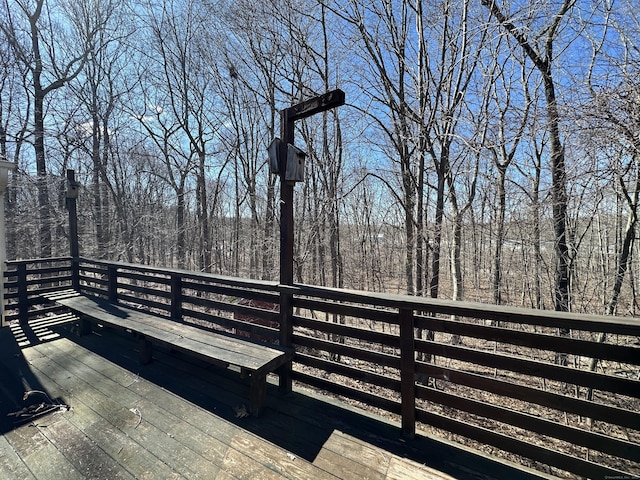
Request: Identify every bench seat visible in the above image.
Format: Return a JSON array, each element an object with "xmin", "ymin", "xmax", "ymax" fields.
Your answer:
[{"xmin": 43, "ymin": 291, "xmax": 293, "ymax": 416}]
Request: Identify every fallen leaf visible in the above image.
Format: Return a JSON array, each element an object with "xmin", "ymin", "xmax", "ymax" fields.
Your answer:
[{"xmin": 233, "ymin": 404, "xmax": 249, "ymax": 418}]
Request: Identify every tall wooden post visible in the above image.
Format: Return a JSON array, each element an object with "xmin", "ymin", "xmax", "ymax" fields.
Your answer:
[
  {"xmin": 277, "ymin": 89, "xmax": 345, "ymax": 392},
  {"xmin": 279, "ymin": 109, "xmax": 296, "ymax": 287},
  {"xmin": 278, "ymin": 107, "xmax": 295, "ymax": 391}
]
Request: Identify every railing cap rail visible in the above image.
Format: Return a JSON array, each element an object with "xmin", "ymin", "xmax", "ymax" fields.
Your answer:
[
  {"xmin": 6, "ymin": 256, "xmax": 71, "ymax": 266},
  {"xmin": 78, "ymin": 257, "xmax": 279, "ymax": 291}
]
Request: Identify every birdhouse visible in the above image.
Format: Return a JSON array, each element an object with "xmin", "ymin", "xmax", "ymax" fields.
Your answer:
[
  {"xmin": 286, "ymin": 144, "xmax": 306, "ymax": 183},
  {"xmin": 267, "ymin": 137, "xmax": 281, "ymax": 174},
  {"xmin": 0, "ymin": 160, "xmax": 14, "ymax": 195},
  {"xmin": 66, "ymin": 178, "xmax": 80, "ymax": 199}
]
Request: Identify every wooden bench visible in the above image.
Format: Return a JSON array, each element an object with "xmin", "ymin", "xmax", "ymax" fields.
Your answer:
[{"xmin": 42, "ymin": 291, "xmax": 293, "ymax": 416}]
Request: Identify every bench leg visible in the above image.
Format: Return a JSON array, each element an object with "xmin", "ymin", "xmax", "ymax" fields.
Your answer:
[
  {"xmin": 249, "ymin": 372, "xmax": 267, "ymax": 417},
  {"xmin": 277, "ymin": 363, "xmax": 293, "ymax": 393},
  {"xmin": 77, "ymin": 315, "xmax": 92, "ymax": 336},
  {"xmin": 138, "ymin": 336, "xmax": 153, "ymax": 365}
]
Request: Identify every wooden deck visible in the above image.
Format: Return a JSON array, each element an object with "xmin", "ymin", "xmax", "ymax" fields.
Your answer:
[{"xmin": 0, "ymin": 316, "xmax": 553, "ymax": 480}]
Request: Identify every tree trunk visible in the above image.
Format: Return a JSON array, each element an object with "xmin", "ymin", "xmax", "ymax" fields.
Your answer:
[
  {"xmin": 262, "ymin": 174, "xmax": 276, "ymax": 280},
  {"xmin": 91, "ymin": 102, "xmax": 107, "ymax": 259},
  {"xmin": 34, "ymin": 90, "xmax": 52, "ymax": 257},
  {"xmin": 533, "ymin": 164, "xmax": 543, "ymax": 310},
  {"xmin": 451, "ymin": 213, "xmax": 463, "ymax": 302},
  {"xmin": 493, "ymin": 165, "xmax": 507, "ymax": 305},
  {"xmin": 429, "ymin": 160, "xmax": 446, "ymax": 299},
  {"xmin": 587, "ymin": 168, "xmax": 639, "ymax": 404},
  {"xmin": 482, "ymin": 0, "xmax": 574, "ymax": 363},
  {"xmin": 544, "ymin": 74, "xmax": 571, "ymax": 365},
  {"xmin": 198, "ymin": 151, "xmax": 211, "ymax": 272},
  {"xmin": 176, "ymin": 185, "xmax": 186, "ymax": 267}
]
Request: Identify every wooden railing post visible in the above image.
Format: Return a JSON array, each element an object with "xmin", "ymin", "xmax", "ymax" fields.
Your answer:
[
  {"xmin": 170, "ymin": 273, "xmax": 182, "ymax": 321},
  {"xmin": 107, "ymin": 265, "xmax": 118, "ymax": 302},
  {"xmin": 71, "ymin": 257, "xmax": 80, "ymax": 291},
  {"xmin": 17, "ymin": 262, "xmax": 28, "ymax": 325},
  {"xmin": 399, "ymin": 307, "xmax": 416, "ymax": 440}
]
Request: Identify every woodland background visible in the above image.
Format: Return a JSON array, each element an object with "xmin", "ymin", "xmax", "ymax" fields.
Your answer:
[{"xmin": 2, "ymin": 0, "xmax": 640, "ymax": 317}]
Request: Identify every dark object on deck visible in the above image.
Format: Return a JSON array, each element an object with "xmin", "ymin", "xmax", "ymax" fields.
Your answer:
[{"xmin": 7, "ymin": 390, "xmax": 70, "ymax": 426}]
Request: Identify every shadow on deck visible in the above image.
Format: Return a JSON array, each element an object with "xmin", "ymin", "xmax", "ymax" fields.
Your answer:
[{"xmin": 0, "ymin": 317, "xmax": 552, "ymax": 480}]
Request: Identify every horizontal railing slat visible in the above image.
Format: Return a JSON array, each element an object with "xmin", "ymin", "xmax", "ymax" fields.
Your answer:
[
  {"xmin": 78, "ymin": 257, "xmax": 279, "ymax": 291},
  {"xmin": 181, "ymin": 306, "xmax": 279, "ymax": 341},
  {"xmin": 293, "ymin": 315, "xmax": 399, "ymax": 347},
  {"xmin": 79, "ymin": 285, "xmax": 106, "ymax": 297},
  {"xmin": 182, "ymin": 280, "xmax": 279, "ymax": 304},
  {"xmin": 282, "ymin": 284, "xmax": 640, "ymax": 336},
  {"xmin": 6, "ymin": 257, "xmax": 71, "ymax": 265},
  {"xmin": 416, "ymin": 315, "xmax": 640, "ymax": 365},
  {"xmin": 418, "ymin": 363, "xmax": 640, "ymax": 430},
  {"xmin": 119, "ymin": 282, "xmax": 171, "ymax": 299},
  {"xmin": 417, "ymin": 339, "xmax": 640, "ymax": 397},
  {"xmin": 293, "ymin": 333, "xmax": 401, "ymax": 369},
  {"xmin": 181, "ymin": 294, "xmax": 279, "ymax": 324},
  {"xmin": 116, "ymin": 292, "xmax": 171, "ymax": 315},
  {"xmin": 117, "ymin": 271, "xmax": 172, "ymax": 285},
  {"xmin": 292, "ymin": 297, "xmax": 398, "ymax": 324},
  {"xmin": 79, "ymin": 275, "xmax": 108, "ymax": 287},
  {"xmin": 296, "ymin": 353, "xmax": 401, "ymax": 391},
  {"xmin": 417, "ymin": 385, "xmax": 640, "ymax": 461},
  {"xmin": 415, "ymin": 408, "xmax": 626, "ymax": 479},
  {"xmin": 77, "ymin": 264, "xmax": 107, "ymax": 275},
  {"xmin": 292, "ymin": 370, "xmax": 401, "ymax": 415}
]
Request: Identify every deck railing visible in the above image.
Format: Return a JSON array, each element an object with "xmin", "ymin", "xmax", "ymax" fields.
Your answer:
[{"xmin": 4, "ymin": 257, "xmax": 640, "ymax": 478}]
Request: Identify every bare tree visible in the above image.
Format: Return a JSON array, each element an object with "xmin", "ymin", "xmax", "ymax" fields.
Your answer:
[
  {"xmin": 484, "ymin": 39, "xmax": 532, "ymax": 306},
  {"xmin": 578, "ymin": 0, "xmax": 640, "ymax": 401},
  {"xmin": 482, "ymin": 0, "xmax": 577, "ymax": 366},
  {"xmin": 67, "ymin": 0, "xmax": 133, "ymax": 259},
  {"xmin": 583, "ymin": 0, "xmax": 640, "ymax": 316},
  {"xmin": 416, "ymin": 0, "xmax": 488, "ymax": 302},
  {"xmin": 297, "ymin": 2, "xmax": 345, "ymax": 289},
  {"xmin": 1, "ymin": 0, "xmax": 104, "ymax": 257},
  {"xmin": 140, "ymin": 0, "xmax": 224, "ymax": 271},
  {"xmin": 327, "ymin": 0, "xmax": 418, "ymax": 294},
  {"xmin": 218, "ymin": 0, "xmax": 290, "ymax": 280},
  {"xmin": 0, "ymin": 25, "xmax": 30, "ymax": 259}
]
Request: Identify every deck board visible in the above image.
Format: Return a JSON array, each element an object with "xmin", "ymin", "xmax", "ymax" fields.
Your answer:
[
  {"xmin": 4, "ymin": 421, "xmax": 85, "ymax": 480},
  {"xmin": 0, "ymin": 434, "xmax": 35, "ymax": 480},
  {"xmin": 35, "ymin": 416, "xmax": 135, "ymax": 480},
  {"xmin": 313, "ymin": 429, "xmax": 388, "ymax": 480},
  {"xmin": 24, "ymin": 340, "xmax": 226, "ymax": 478},
  {"xmin": 314, "ymin": 430, "xmax": 457, "ymax": 480},
  {"xmin": 0, "ymin": 320, "xmax": 555, "ymax": 480},
  {"xmin": 229, "ymin": 432, "xmax": 337, "ymax": 480}
]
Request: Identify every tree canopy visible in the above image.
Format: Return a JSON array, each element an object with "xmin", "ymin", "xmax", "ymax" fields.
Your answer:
[{"xmin": 2, "ymin": 0, "xmax": 639, "ymax": 315}]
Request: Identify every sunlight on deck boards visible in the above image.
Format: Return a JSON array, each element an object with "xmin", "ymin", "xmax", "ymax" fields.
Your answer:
[
  {"xmin": 315, "ymin": 430, "xmax": 457, "ymax": 480},
  {"xmin": 1, "ymin": 335, "xmax": 456, "ymax": 480}
]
